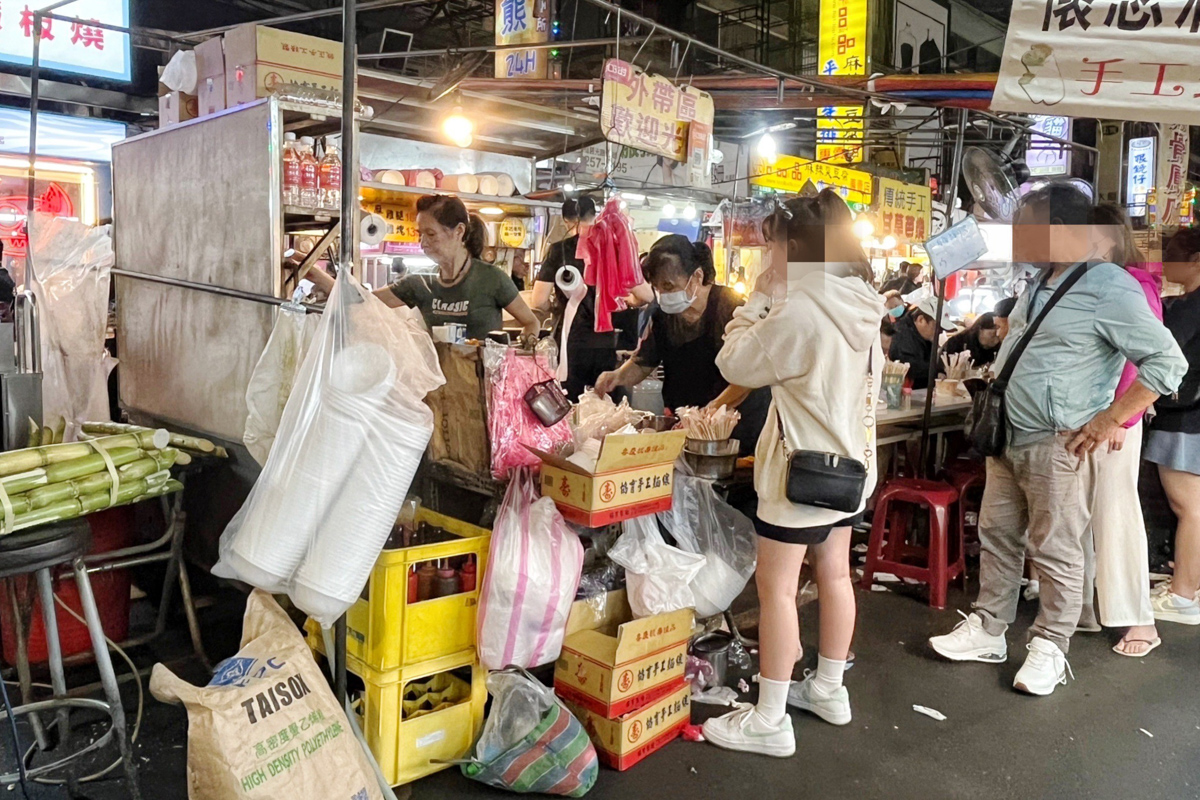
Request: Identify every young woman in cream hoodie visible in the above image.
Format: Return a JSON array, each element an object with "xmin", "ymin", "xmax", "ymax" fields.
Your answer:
[{"xmin": 703, "ymin": 190, "xmax": 885, "ymax": 757}]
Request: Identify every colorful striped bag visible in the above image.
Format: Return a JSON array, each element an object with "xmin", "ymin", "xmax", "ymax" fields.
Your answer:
[{"xmin": 459, "ymin": 669, "xmax": 598, "ymax": 797}]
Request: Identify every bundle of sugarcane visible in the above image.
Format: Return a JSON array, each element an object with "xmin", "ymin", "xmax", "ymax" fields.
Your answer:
[
  {"xmin": 0, "ymin": 428, "xmax": 193, "ymax": 537},
  {"xmin": 81, "ymin": 421, "xmax": 227, "ymax": 460}
]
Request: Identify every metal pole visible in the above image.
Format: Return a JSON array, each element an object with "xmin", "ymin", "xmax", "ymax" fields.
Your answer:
[
  {"xmin": 334, "ymin": 0, "xmax": 358, "ymax": 708},
  {"xmin": 26, "ymin": 14, "xmax": 42, "ymax": 285},
  {"xmin": 917, "ymin": 108, "xmax": 968, "ymax": 477},
  {"xmin": 176, "ymin": 0, "xmax": 424, "ymax": 42}
]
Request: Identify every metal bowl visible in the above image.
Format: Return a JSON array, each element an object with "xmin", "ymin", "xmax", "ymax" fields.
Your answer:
[
  {"xmin": 682, "ymin": 438, "xmax": 740, "ymax": 480},
  {"xmin": 684, "ymin": 437, "xmax": 739, "ymax": 457},
  {"xmin": 638, "ymin": 415, "xmax": 677, "ymax": 433}
]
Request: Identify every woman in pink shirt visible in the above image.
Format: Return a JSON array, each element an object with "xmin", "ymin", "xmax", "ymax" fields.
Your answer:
[{"xmin": 1085, "ymin": 203, "xmax": 1160, "ymax": 656}]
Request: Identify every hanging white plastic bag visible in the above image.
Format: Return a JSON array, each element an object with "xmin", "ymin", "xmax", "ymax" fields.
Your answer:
[
  {"xmin": 214, "ymin": 271, "xmax": 443, "ymax": 627},
  {"xmin": 658, "ymin": 475, "xmax": 757, "ymax": 618},
  {"xmin": 28, "ymin": 213, "xmax": 115, "ymax": 440},
  {"xmin": 243, "ymin": 304, "xmax": 320, "ymax": 465},
  {"xmin": 609, "ymin": 514, "xmax": 706, "ymax": 618},
  {"xmin": 476, "ymin": 469, "xmax": 584, "ymax": 670}
]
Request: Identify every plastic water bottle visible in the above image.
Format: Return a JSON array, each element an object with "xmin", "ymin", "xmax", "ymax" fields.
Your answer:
[
  {"xmin": 318, "ymin": 139, "xmax": 342, "ymax": 212},
  {"xmin": 282, "ymin": 132, "xmax": 301, "ymax": 207},
  {"xmin": 298, "ymin": 136, "xmax": 319, "ymax": 209}
]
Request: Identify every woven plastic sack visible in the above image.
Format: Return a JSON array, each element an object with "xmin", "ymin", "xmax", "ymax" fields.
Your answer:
[
  {"xmin": 214, "ymin": 271, "xmax": 443, "ymax": 627},
  {"xmin": 476, "ymin": 469, "xmax": 584, "ymax": 670},
  {"xmin": 484, "ymin": 340, "xmax": 573, "ymax": 480},
  {"xmin": 150, "ymin": 591, "xmax": 384, "ymax": 800},
  {"xmin": 609, "ymin": 514, "xmax": 706, "ymax": 618},
  {"xmin": 658, "ymin": 475, "xmax": 757, "ymax": 618}
]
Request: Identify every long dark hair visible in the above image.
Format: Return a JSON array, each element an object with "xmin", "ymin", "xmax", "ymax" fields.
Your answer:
[
  {"xmin": 1090, "ymin": 202, "xmax": 1142, "ymax": 266},
  {"xmin": 642, "ymin": 234, "xmax": 716, "ymax": 285},
  {"xmin": 762, "ymin": 189, "xmax": 872, "ymax": 283},
  {"xmin": 416, "ymin": 193, "xmax": 485, "ymax": 258}
]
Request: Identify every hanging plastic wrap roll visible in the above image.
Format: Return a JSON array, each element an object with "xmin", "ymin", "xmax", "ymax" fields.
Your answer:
[
  {"xmin": 243, "ymin": 304, "xmax": 320, "ymax": 466},
  {"xmin": 554, "ymin": 265, "xmax": 586, "ymax": 383},
  {"xmin": 214, "ymin": 272, "xmax": 444, "ymax": 627},
  {"xmin": 484, "ymin": 340, "xmax": 573, "ymax": 480}
]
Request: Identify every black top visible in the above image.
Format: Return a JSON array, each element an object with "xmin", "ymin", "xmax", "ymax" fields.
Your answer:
[
  {"xmin": 889, "ymin": 313, "xmax": 935, "ymax": 390},
  {"xmin": 1152, "ymin": 289, "xmax": 1200, "ymax": 434},
  {"xmin": 636, "ymin": 284, "xmax": 742, "ymax": 410},
  {"xmin": 537, "ymin": 236, "xmax": 618, "ymax": 350},
  {"xmin": 880, "ymin": 276, "xmax": 919, "ymax": 296},
  {"xmin": 941, "ymin": 328, "xmax": 999, "ymax": 368}
]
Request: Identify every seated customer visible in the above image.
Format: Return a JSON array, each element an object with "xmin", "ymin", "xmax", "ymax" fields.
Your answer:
[
  {"xmin": 888, "ymin": 295, "xmax": 953, "ymax": 389},
  {"xmin": 942, "ymin": 312, "xmax": 1003, "ymax": 369}
]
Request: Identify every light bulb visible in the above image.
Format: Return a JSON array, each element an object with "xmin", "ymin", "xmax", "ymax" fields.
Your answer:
[
  {"xmin": 662, "ymin": 203, "xmax": 677, "ymax": 218},
  {"xmin": 733, "ymin": 280, "xmax": 747, "ymax": 294},
  {"xmin": 756, "ymin": 133, "xmax": 777, "ymax": 162},
  {"xmin": 563, "ymin": 183, "xmax": 575, "ymax": 193},
  {"xmin": 882, "ymin": 235, "xmax": 897, "ymax": 250},
  {"xmin": 443, "ymin": 108, "xmax": 473, "ymax": 147},
  {"xmin": 683, "ymin": 204, "xmax": 697, "ymax": 220},
  {"xmin": 853, "ymin": 218, "xmax": 875, "ymax": 240}
]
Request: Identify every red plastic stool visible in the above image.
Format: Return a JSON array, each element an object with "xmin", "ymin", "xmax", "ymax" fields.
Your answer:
[
  {"xmin": 943, "ymin": 460, "xmax": 987, "ymax": 556},
  {"xmin": 861, "ymin": 477, "xmax": 962, "ymax": 609}
]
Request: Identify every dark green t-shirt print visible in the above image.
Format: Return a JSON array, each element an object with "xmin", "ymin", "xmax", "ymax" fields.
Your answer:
[{"xmin": 390, "ymin": 259, "xmax": 520, "ymax": 339}]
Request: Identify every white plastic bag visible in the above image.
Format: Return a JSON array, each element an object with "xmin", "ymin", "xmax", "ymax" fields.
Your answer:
[
  {"xmin": 658, "ymin": 475, "xmax": 757, "ymax": 618},
  {"xmin": 243, "ymin": 304, "xmax": 320, "ymax": 465},
  {"xmin": 214, "ymin": 272, "xmax": 443, "ymax": 627},
  {"xmin": 28, "ymin": 213, "xmax": 115, "ymax": 441},
  {"xmin": 476, "ymin": 469, "xmax": 584, "ymax": 670},
  {"xmin": 609, "ymin": 514, "xmax": 706, "ymax": 618}
]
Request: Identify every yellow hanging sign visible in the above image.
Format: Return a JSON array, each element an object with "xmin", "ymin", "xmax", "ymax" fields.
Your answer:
[{"xmin": 816, "ymin": 0, "xmax": 867, "ymax": 165}]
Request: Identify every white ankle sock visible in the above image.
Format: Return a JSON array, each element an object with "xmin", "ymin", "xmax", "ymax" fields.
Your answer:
[
  {"xmin": 811, "ymin": 655, "xmax": 845, "ymax": 696},
  {"xmin": 1170, "ymin": 592, "xmax": 1198, "ymax": 607},
  {"xmin": 755, "ymin": 676, "xmax": 791, "ymax": 725}
]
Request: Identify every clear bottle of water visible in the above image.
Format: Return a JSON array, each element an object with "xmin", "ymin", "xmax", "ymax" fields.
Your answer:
[
  {"xmin": 282, "ymin": 132, "xmax": 301, "ymax": 207},
  {"xmin": 298, "ymin": 136, "xmax": 319, "ymax": 209},
  {"xmin": 318, "ymin": 140, "xmax": 342, "ymax": 212}
]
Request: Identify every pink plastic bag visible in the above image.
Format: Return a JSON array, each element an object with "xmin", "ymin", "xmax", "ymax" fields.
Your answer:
[
  {"xmin": 476, "ymin": 469, "xmax": 584, "ymax": 670},
  {"xmin": 484, "ymin": 342, "xmax": 573, "ymax": 480},
  {"xmin": 578, "ymin": 198, "xmax": 642, "ymax": 333}
]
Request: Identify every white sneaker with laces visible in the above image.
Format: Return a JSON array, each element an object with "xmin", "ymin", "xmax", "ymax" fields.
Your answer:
[
  {"xmin": 702, "ymin": 703, "xmax": 796, "ymax": 758},
  {"xmin": 929, "ymin": 611, "xmax": 1008, "ymax": 663},
  {"xmin": 1013, "ymin": 636, "xmax": 1072, "ymax": 696},
  {"xmin": 787, "ymin": 672, "xmax": 851, "ymax": 726},
  {"xmin": 1151, "ymin": 590, "xmax": 1200, "ymax": 625}
]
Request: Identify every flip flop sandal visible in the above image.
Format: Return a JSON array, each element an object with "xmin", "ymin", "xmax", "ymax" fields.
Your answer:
[{"xmin": 1112, "ymin": 637, "xmax": 1162, "ymax": 658}]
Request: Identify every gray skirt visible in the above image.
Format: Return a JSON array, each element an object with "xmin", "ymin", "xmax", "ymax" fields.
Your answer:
[{"xmin": 1144, "ymin": 429, "xmax": 1200, "ymax": 476}]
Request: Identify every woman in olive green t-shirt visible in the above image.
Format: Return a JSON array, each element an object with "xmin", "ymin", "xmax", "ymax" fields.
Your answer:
[{"xmin": 308, "ymin": 194, "xmax": 539, "ymax": 340}]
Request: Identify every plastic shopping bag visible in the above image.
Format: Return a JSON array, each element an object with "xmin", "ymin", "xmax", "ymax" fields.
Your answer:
[
  {"xmin": 609, "ymin": 514, "xmax": 706, "ymax": 618},
  {"xmin": 476, "ymin": 469, "xmax": 584, "ymax": 670},
  {"xmin": 460, "ymin": 668, "xmax": 598, "ymax": 797},
  {"xmin": 243, "ymin": 303, "xmax": 320, "ymax": 466},
  {"xmin": 484, "ymin": 340, "xmax": 574, "ymax": 480},
  {"xmin": 214, "ymin": 271, "xmax": 444, "ymax": 627},
  {"xmin": 658, "ymin": 475, "xmax": 758, "ymax": 618},
  {"xmin": 150, "ymin": 591, "xmax": 384, "ymax": 800}
]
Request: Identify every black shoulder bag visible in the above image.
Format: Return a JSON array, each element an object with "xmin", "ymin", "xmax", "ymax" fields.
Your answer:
[
  {"xmin": 969, "ymin": 264, "xmax": 1091, "ymax": 457},
  {"xmin": 779, "ymin": 350, "xmax": 874, "ymax": 514}
]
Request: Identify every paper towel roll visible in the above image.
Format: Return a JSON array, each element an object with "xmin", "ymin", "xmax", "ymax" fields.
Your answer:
[
  {"xmin": 555, "ymin": 265, "xmax": 585, "ymax": 297},
  {"xmin": 361, "ymin": 213, "xmax": 388, "ymax": 246},
  {"xmin": 555, "ymin": 265, "xmax": 586, "ymax": 382}
]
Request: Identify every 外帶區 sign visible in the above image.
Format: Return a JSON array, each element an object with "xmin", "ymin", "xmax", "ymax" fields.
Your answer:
[
  {"xmin": 1156, "ymin": 123, "xmax": 1189, "ymax": 228},
  {"xmin": 601, "ymin": 59, "xmax": 714, "ymax": 165},
  {"xmin": 816, "ymin": 0, "xmax": 867, "ymax": 164},
  {"xmin": 494, "ymin": 0, "xmax": 549, "ymax": 79},
  {"xmin": 876, "ymin": 177, "xmax": 932, "ymax": 245},
  {"xmin": 995, "ymin": 0, "xmax": 1200, "ymax": 125},
  {"xmin": 1126, "ymin": 135, "xmax": 1155, "ymax": 217},
  {"xmin": 750, "ymin": 153, "xmax": 873, "ymax": 204},
  {"xmin": 0, "ymin": 0, "xmax": 130, "ymax": 82}
]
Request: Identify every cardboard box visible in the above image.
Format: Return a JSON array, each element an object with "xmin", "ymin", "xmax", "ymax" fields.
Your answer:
[
  {"xmin": 194, "ymin": 36, "xmax": 226, "ymax": 116},
  {"xmin": 554, "ymin": 590, "xmax": 692, "ymax": 719},
  {"xmin": 224, "ymin": 24, "xmax": 343, "ymax": 107},
  {"xmin": 567, "ymin": 683, "xmax": 691, "ymax": 771},
  {"xmin": 158, "ymin": 90, "xmax": 198, "ymax": 127},
  {"xmin": 530, "ymin": 429, "xmax": 686, "ymax": 527}
]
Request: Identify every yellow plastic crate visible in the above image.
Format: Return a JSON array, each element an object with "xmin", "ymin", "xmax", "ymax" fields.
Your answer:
[
  {"xmin": 308, "ymin": 509, "xmax": 490, "ymax": 671},
  {"xmin": 348, "ymin": 651, "xmax": 487, "ymax": 787}
]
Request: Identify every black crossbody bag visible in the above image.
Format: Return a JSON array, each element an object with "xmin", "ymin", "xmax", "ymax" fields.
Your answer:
[
  {"xmin": 969, "ymin": 264, "xmax": 1091, "ymax": 457},
  {"xmin": 779, "ymin": 350, "xmax": 874, "ymax": 514}
]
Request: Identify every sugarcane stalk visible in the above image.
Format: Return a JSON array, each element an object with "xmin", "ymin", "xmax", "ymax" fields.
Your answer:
[
  {"xmin": 27, "ymin": 419, "xmax": 40, "ymax": 447},
  {"xmin": 0, "ymin": 431, "xmax": 170, "ymax": 479},
  {"xmin": 0, "ymin": 447, "xmax": 147, "ymax": 496},
  {"xmin": 82, "ymin": 421, "xmax": 216, "ymax": 455},
  {"xmin": 211, "ymin": 446, "xmax": 228, "ymax": 459},
  {"xmin": 174, "ymin": 450, "xmax": 193, "ymax": 466},
  {"xmin": 7, "ymin": 472, "xmax": 174, "ymax": 533},
  {"xmin": 51, "ymin": 417, "xmax": 66, "ymax": 446},
  {"xmin": 24, "ymin": 451, "xmax": 178, "ymax": 512}
]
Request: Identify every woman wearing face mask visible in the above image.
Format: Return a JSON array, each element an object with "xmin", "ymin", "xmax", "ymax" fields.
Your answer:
[
  {"xmin": 308, "ymin": 194, "xmax": 539, "ymax": 340},
  {"xmin": 593, "ymin": 235, "xmax": 768, "ymax": 451},
  {"xmin": 701, "ymin": 190, "xmax": 883, "ymax": 758}
]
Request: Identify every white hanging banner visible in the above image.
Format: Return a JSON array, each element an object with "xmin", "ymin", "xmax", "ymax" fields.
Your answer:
[{"xmin": 994, "ymin": 0, "xmax": 1200, "ymax": 125}]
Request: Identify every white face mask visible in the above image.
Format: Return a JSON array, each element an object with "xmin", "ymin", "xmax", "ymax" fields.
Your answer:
[{"xmin": 657, "ymin": 273, "xmax": 699, "ymax": 314}]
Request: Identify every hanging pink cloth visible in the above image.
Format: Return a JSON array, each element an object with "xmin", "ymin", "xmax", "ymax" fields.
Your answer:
[{"xmin": 577, "ymin": 198, "xmax": 643, "ymax": 332}]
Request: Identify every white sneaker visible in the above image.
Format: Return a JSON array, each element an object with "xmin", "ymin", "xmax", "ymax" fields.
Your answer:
[
  {"xmin": 1023, "ymin": 580, "xmax": 1040, "ymax": 601},
  {"xmin": 1151, "ymin": 591, "xmax": 1200, "ymax": 625},
  {"xmin": 787, "ymin": 672, "xmax": 851, "ymax": 726},
  {"xmin": 929, "ymin": 611, "xmax": 1008, "ymax": 663},
  {"xmin": 1013, "ymin": 637, "xmax": 1072, "ymax": 696},
  {"xmin": 702, "ymin": 703, "xmax": 796, "ymax": 758}
]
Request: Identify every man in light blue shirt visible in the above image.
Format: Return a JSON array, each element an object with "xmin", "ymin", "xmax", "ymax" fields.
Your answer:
[{"xmin": 930, "ymin": 183, "xmax": 1186, "ymax": 696}]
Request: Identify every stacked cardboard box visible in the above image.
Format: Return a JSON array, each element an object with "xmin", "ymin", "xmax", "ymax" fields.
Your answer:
[{"xmin": 554, "ymin": 590, "xmax": 694, "ymax": 771}]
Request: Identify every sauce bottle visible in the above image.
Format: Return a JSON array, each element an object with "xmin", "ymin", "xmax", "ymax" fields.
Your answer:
[
  {"xmin": 416, "ymin": 561, "xmax": 437, "ymax": 602},
  {"xmin": 407, "ymin": 565, "xmax": 419, "ymax": 604},
  {"xmin": 459, "ymin": 556, "xmax": 477, "ymax": 593},
  {"xmin": 433, "ymin": 560, "xmax": 459, "ymax": 598}
]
